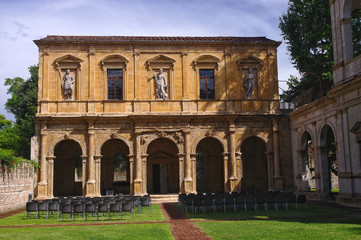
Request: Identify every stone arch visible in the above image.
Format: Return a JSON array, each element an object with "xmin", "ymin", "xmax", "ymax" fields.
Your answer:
[
  {"xmin": 146, "ymin": 137, "xmax": 179, "ymax": 193},
  {"xmin": 300, "ymin": 131, "xmax": 315, "ymax": 191},
  {"xmin": 319, "ymin": 124, "xmax": 338, "ymax": 193},
  {"xmin": 240, "ymin": 136, "xmax": 268, "ymax": 191},
  {"xmin": 143, "ymin": 134, "xmax": 181, "ymax": 155},
  {"xmin": 53, "ymin": 139, "xmax": 83, "ymax": 197},
  {"xmin": 95, "ymin": 134, "xmax": 134, "ymax": 156},
  {"xmin": 191, "ymin": 133, "xmax": 226, "ymax": 154},
  {"xmin": 238, "ymin": 132, "xmax": 270, "ymax": 153},
  {"xmin": 100, "ymin": 138, "xmax": 131, "ymax": 195},
  {"xmin": 48, "ymin": 134, "xmax": 86, "ymax": 157}
]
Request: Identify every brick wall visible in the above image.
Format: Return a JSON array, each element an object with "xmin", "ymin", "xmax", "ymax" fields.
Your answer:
[{"xmin": 0, "ymin": 164, "xmax": 34, "ymax": 215}]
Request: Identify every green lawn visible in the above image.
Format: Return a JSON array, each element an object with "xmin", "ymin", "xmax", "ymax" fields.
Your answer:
[
  {"xmin": 184, "ymin": 203, "xmax": 361, "ymax": 240},
  {"xmin": 0, "ymin": 224, "xmax": 174, "ymax": 240},
  {"xmin": 195, "ymin": 218, "xmax": 361, "ymax": 240},
  {"xmin": 1, "ymin": 203, "xmax": 360, "ymax": 240},
  {"xmin": 0, "ymin": 204, "xmax": 165, "ymax": 226}
]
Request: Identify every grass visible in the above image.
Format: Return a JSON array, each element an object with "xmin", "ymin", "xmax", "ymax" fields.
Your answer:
[
  {"xmin": 0, "ymin": 224, "xmax": 173, "ymax": 240},
  {"xmin": 0, "ymin": 204, "xmax": 165, "ymax": 226},
  {"xmin": 1, "ymin": 203, "xmax": 360, "ymax": 240},
  {"xmin": 182, "ymin": 203, "xmax": 361, "ymax": 240},
  {"xmin": 195, "ymin": 219, "xmax": 361, "ymax": 240}
]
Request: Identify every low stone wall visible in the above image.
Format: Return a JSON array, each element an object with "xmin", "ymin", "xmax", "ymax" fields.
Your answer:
[{"xmin": 0, "ymin": 164, "xmax": 34, "ymax": 215}]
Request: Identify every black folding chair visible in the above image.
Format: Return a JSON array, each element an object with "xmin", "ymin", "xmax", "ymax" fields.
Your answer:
[{"xmin": 25, "ymin": 201, "xmax": 38, "ymax": 219}]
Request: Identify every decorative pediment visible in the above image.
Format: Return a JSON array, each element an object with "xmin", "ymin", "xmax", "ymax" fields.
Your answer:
[
  {"xmin": 237, "ymin": 56, "xmax": 263, "ymax": 71},
  {"xmin": 192, "ymin": 55, "xmax": 220, "ymax": 70},
  {"xmin": 100, "ymin": 54, "xmax": 129, "ymax": 70},
  {"xmin": 350, "ymin": 121, "xmax": 361, "ymax": 142},
  {"xmin": 146, "ymin": 55, "xmax": 176, "ymax": 70},
  {"xmin": 53, "ymin": 54, "xmax": 83, "ymax": 71}
]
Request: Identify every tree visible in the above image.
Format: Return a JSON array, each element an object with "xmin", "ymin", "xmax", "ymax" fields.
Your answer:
[
  {"xmin": 279, "ymin": 0, "xmax": 361, "ymax": 103},
  {"xmin": 4, "ymin": 65, "xmax": 38, "ymax": 159}
]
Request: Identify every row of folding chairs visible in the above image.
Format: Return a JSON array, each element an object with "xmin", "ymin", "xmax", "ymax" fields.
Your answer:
[
  {"xmin": 25, "ymin": 195, "xmax": 151, "ymax": 221},
  {"xmin": 178, "ymin": 192, "xmax": 306, "ymax": 214}
]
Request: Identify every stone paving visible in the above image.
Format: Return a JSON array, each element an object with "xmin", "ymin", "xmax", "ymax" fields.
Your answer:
[{"xmin": 160, "ymin": 203, "xmax": 212, "ymax": 240}]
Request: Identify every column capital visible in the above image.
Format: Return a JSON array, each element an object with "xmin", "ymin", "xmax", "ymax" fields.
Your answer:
[
  {"xmin": 221, "ymin": 152, "xmax": 230, "ymax": 157},
  {"xmin": 183, "ymin": 129, "xmax": 191, "ymax": 134}
]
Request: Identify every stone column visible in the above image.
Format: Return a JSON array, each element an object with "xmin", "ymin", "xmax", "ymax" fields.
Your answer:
[
  {"xmin": 37, "ymin": 123, "xmax": 48, "ymax": 200},
  {"xmin": 46, "ymin": 156, "xmax": 55, "ymax": 199},
  {"xmin": 141, "ymin": 154, "xmax": 148, "ymax": 195},
  {"xmin": 222, "ymin": 152, "xmax": 230, "ymax": 192},
  {"xmin": 272, "ymin": 118, "xmax": 283, "ymax": 189},
  {"xmin": 181, "ymin": 53, "xmax": 189, "ymax": 100},
  {"xmin": 235, "ymin": 152, "xmax": 243, "ymax": 192},
  {"xmin": 191, "ymin": 153, "xmax": 197, "ymax": 193},
  {"xmin": 228, "ymin": 130, "xmax": 238, "ymax": 192},
  {"xmin": 134, "ymin": 50, "xmax": 141, "ymax": 100},
  {"xmin": 133, "ymin": 133, "xmax": 143, "ymax": 195},
  {"xmin": 94, "ymin": 155, "xmax": 102, "ymax": 196},
  {"xmin": 266, "ymin": 152, "xmax": 274, "ymax": 191},
  {"xmin": 81, "ymin": 155, "xmax": 88, "ymax": 196},
  {"xmin": 183, "ymin": 130, "xmax": 193, "ymax": 193},
  {"xmin": 177, "ymin": 153, "xmax": 185, "ymax": 193},
  {"xmin": 86, "ymin": 126, "xmax": 96, "ymax": 197},
  {"xmin": 128, "ymin": 154, "xmax": 135, "ymax": 195}
]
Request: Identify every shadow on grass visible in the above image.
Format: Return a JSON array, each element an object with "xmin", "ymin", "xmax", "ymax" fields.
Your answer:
[{"xmin": 180, "ymin": 203, "xmax": 361, "ymax": 225}]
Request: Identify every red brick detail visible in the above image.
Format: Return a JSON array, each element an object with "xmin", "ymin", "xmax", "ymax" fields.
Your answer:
[{"xmin": 160, "ymin": 203, "xmax": 212, "ymax": 240}]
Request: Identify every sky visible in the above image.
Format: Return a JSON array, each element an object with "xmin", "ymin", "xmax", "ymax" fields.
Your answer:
[{"xmin": 0, "ymin": 0, "xmax": 298, "ymax": 121}]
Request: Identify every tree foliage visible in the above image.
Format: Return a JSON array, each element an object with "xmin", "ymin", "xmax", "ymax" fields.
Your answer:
[
  {"xmin": 4, "ymin": 65, "xmax": 38, "ymax": 159},
  {"xmin": 279, "ymin": 1, "xmax": 361, "ymax": 103}
]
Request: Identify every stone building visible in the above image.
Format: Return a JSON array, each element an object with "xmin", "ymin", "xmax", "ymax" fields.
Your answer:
[
  {"xmin": 32, "ymin": 35, "xmax": 292, "ymax": 199},
  {"xmin": 290, "ymin": 0, "xmax": 361, "ymax": 207}
]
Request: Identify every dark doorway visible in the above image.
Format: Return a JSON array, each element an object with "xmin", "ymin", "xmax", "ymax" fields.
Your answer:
[
  {"xmin": 54, "ymin": 140, "xmax": 82, "ymax": 197},
  {"xmin": 196, "ymin": 137, "xmax": 224, "ymax": 193},
  {"xmin": 101, "ymin": 139, "xmax": 130, "ymax": 195},
  {"xmin": 147, "ymin": 138, "xmax": 178, "ymax": 194},
  {"xmin": 241, "ymin": 137, "xmax": 268, "ymax": 191}
]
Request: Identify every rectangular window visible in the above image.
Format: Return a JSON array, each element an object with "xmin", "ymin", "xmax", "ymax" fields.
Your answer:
[
  {"xmin": 107, "ymin": 69, "xmax": 123, "ymax": 100},
  {"xmin": 199, "ymin": 69, "xmax": 215, "ymax": 99}
]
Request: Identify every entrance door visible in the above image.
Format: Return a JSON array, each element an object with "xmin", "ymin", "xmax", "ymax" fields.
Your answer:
[
  {"xmin": 241, "ymin": 137, "xmax": 268, "ymax": 191},
  {"xmin": 54, "ymin": 140, "xmax": 82, "ymax": 197},
  {"xmin": 152, "ymin": 164, "xmax": 168, "ymax": 194},
  {"xmin": 147, "ymin": 138, "xmax": 179, "ymax": 194}
]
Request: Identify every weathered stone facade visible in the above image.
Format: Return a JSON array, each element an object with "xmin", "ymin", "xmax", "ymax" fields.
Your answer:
[
  {"xmin": 290, "ymin": 0, "xmax": 361, "ymax": 207},
  {"xmin": 32, "ymin": 36, "xmax": 293, "ymax": 199},
  {"xmin": 0, "ymin": 164, "xmax": 35, "ymax": 214}
]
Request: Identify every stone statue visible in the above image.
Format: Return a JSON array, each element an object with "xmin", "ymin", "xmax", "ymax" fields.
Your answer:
[
  {"xmin": 244, "ymin": 68, "xmax": 255, "ymax": 99},
  {"xmin": 152, "ymin": 68, "xmax": 168, "ymax": 100},
  {"xmin": 62, "ymin": 69, "xmax": 74, "ymax": 100}
]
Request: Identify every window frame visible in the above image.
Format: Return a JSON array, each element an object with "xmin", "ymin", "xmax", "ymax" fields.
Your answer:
[
  {"xmin": 107, "ymin": 69, "xmax": 123, "ymax": 100},
  {"xmin": 199, "ymin": 69, "xmax": 215, "ymax": 100}
]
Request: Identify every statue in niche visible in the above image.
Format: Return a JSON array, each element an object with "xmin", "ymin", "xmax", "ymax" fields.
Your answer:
[
  {"xmin": 152, "ymin": 68, "xmax": 169, "ymax": 100},
  {"xmin": 244, "ymin": 68, "xmax": 255, "ymax": 99},
  {"xmin": 62, "ymin": 69, "xmax": 74, "ymax": 100}
]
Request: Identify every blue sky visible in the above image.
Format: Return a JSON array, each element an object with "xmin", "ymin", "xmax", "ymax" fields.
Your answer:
[{"xmin": 0, "ymin": 0, "xmax": 298, "ymax": 120}]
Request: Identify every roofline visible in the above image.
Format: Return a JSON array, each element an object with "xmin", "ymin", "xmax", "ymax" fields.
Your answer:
[{"xmin": 33, "ymin": 35, "xmax": 282, "ymax": 47}]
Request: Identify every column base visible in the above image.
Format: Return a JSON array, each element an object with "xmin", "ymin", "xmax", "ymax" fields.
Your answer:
[
  {"xmin": 36, "ymin": 182, "xmax": 48, "ymax": 200},
  {"xmin": 274, "ymin": 176, "xmax": 284, "ymax": 190},
  {"xmin": 184, "ymin": 179, "xmax": 193, "ymax": 193},
  {"xmin": 133, "ymin": 179, "xmax": 143, "ymax": 195},
  {"xmin": 229, "ymin": 177, "xmax": 238, "ymax": 192},
  {"xmin": 85, "ymin": 180, "xmax": 96, "ymax": 197}
]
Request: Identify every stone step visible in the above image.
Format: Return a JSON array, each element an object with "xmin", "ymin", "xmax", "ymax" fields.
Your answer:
[{"xmin": 150, "ymin": 194, "xmax": 179, "ymax": 203}]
